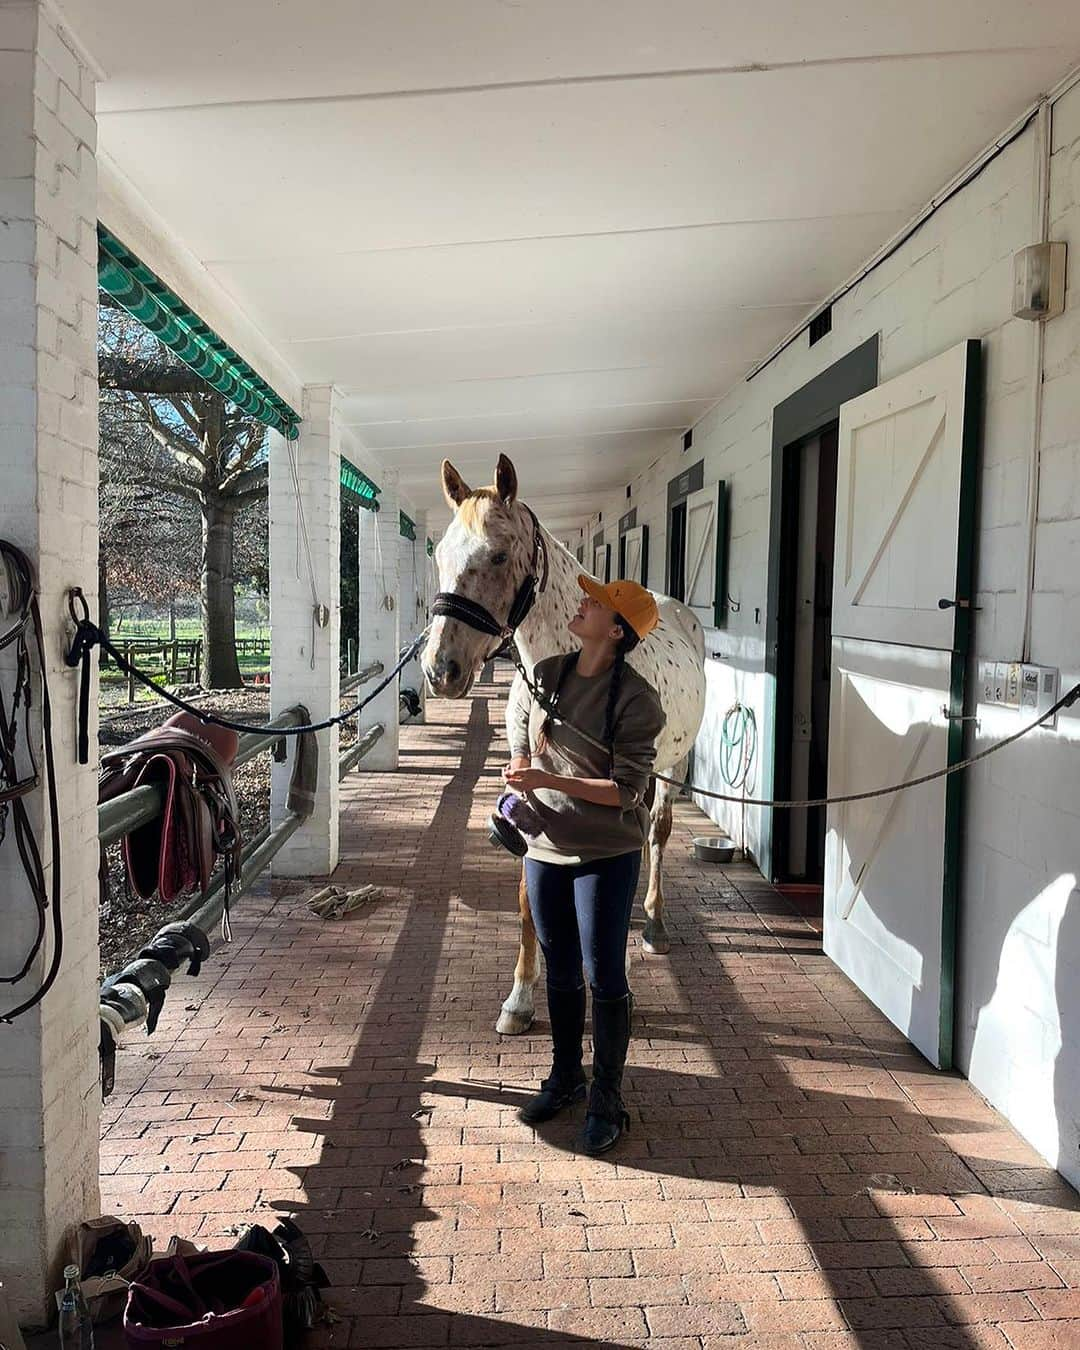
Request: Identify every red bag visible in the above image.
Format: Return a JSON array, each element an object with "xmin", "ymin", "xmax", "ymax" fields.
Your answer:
[{"xmin": 123, "ymin": 1251, "xmax": 281, "ymax": 1349}]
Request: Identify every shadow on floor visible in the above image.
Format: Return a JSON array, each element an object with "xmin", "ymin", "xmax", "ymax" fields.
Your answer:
[{"xmin": 78, "ymin": 684, "xmax": 1080, "ymax": 1349}]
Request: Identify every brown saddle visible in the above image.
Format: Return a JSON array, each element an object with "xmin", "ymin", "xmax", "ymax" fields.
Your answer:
[{"xmin": 99, "ymin": 711, "xmax": 242, "ymax": 905}]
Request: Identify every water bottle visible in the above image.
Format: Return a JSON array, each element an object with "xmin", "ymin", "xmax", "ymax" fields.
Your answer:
[{"xmin": 57, "ymin": 1265, "xmax": 94, "ymax": 1349}]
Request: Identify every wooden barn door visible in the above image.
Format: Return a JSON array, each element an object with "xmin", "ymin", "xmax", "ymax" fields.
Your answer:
[
  {"xmin": 684, "ymin": 482, "xmax": 721, "ymax": 626},
  {"xmin": 621, "ymin": 524, "xmax": 649, "ymax": 587},
  {"xmin": 824, "ymin": 340, "xmax": 980, "ymax": 1069},
  {"xmin": 593, "ymin": 542, "xmax": 611, "ymax": 583}
]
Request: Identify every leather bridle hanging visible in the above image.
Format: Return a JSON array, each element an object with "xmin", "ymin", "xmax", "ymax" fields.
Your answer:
[
  {"xmin": 431, "ymin": 504, "xmax": 549, "ymax": 659},
  {"xmin": 0, "ymin": 540, "xmax": 64, "ymax": 1022}
]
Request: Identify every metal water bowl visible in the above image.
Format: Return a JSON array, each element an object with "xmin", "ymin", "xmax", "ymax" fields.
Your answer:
[{"xmin": 692, "ymin": 835, "xmax": 735, "ymax": 864}]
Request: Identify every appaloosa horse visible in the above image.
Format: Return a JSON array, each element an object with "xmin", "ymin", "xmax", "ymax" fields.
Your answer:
[{"xmin": 423, "ymin": 455, "xmax": 706, "ymax": 1035}]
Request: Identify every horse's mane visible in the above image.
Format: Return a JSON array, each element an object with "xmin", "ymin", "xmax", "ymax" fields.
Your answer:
[{"xmin": 456, "ymin": 489, "xmax": 504, "ymax": 535}]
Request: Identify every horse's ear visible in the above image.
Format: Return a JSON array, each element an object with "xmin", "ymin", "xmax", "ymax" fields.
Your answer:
[
  {"xmin": 442, "ymin": 459, "xmax": 471, "ymax": 508},
  {"xmin": 494, "ymin": 454, "xmax": 518, "ymax": 506}
]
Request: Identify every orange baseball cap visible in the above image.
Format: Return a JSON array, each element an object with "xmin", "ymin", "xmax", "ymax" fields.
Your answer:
[{"xmin": 577, "ymin": 575, "xmax": 660, "ymax": 641}]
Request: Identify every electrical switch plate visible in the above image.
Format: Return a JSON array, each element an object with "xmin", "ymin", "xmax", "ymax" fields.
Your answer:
[
  {"xmin": 1004, "ymin": 662, "xmax": 1021, "ymax": 708},
  {"xmin": 1021, "ymin": 663, "xmax": 1059, "ymax": 729},
  {"xmin": 975, "ymin": 659, "xmax": 1059, "ymax": 724},
  {"xmin": 1020, "ymin": 665, "xmax": 1040, "ymax": 712}
]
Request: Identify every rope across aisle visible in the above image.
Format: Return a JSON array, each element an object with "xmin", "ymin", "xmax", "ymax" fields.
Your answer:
[
  {"xmin": 64, "ymin": 588, "xmax": 429, "ymax": 763},
  {"xmin": 64, "ymin": 585, "xmax": 1080, "ymax": 810}
]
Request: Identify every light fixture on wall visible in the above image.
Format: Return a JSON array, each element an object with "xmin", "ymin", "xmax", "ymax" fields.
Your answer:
[{"xmin": 1013, "ymin": 242, "xmax": 1067, "ymax": 321}]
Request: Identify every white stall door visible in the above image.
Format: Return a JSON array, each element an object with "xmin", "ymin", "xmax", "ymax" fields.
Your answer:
[{"xmin": 824, "ymin": 340, "xmax": 979, "ymax": 1069}]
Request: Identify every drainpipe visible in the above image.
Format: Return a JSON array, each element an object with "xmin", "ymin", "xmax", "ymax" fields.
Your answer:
[{"xmin": 1020, "ymin": 98, "xmax": 1051, "ymax": 664}]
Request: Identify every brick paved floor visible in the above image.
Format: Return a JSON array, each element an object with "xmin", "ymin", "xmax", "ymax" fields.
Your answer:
[{"xmin": 100, "ymin": 674, "xmax": 1080, "ymax": 1349}]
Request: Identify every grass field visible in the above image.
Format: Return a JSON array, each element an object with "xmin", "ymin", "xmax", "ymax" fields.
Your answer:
[
  {"xmin": 109, "ymin": 619, "xmax": 267, "ymax": 642},
  {"xmin": 101, "ymin": 622, "xmax": 270, "ymax": 702}
]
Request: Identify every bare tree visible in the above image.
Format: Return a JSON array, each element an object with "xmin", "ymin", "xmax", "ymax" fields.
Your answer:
[{"xmin": 98, "ymin": 302, "xmax": 269, "ymax": 688}]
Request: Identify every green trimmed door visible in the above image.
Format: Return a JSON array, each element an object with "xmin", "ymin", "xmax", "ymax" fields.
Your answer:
[
  {"xmin": 683, "ymin": 482, "xmax": 723, "ymax": 628},
  {"xmin": 621, "ymin": 524, "xmax": 649, "ymax": 587},
  {"xmin": 823, "ymin": 340, "xmax": 980, "ymax": 1070}
]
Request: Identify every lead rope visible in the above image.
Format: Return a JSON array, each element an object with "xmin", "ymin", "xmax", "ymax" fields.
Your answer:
[
  {"xmin": 508, "ymin": 648, "xmax": 1080, "ymax": 810},
  {"xmin": 65, "ymin": 589, "xmax": 430, "ymax": 761}
]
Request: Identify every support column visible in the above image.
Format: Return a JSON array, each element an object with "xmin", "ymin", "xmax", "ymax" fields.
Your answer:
[
  {"xmin": 413, "ymin": 509, "xmax": 429, "ymax": 723},
  {"xmin": 358, "ymin": 470, "xmax": 400, "ymax": 769},
  {"xmin": 269, "ymin": 386, "xmax": 341, "ymax": 875},
  {"xmin": 0, "ymin": 2, "xmax": 101, "ymax": 1326}
]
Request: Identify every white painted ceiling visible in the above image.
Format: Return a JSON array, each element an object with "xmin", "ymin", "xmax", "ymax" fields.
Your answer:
[{"xmin": 69, "ymin": 1, "xmax": 1080, "ymax": 532}]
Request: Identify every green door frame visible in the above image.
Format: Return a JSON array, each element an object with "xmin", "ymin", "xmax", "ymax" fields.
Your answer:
[{"xmin": 760, "ymin": 335, "xmax": 879, "ymax": 881}]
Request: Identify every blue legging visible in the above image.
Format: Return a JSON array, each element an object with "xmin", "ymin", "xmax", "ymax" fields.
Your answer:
[{"xmin": 525, "ymin": 851, "xmax": 641, "ymax": 999}]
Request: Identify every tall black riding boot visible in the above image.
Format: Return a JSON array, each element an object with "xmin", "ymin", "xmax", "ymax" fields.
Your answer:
[
  {"xmin": 519, "ymin": 984, "xmax": 587, "ymax": 1123},
  {"xmin": 581, "ymin": 992, "xmax": 632, "ymax": 1155}
]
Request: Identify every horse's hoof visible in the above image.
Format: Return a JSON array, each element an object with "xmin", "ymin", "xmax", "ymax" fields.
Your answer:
[
  {"xmin": 496, "ymin": 1010, "xmax": 535, "ymax": 1036},
  {"xmin": 641, "ymin": 922, "xmax": 670, "ymax": 956}
]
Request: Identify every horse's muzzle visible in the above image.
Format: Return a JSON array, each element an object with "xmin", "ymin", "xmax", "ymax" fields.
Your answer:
[{"xmin": 424, "ymin": 656, "xmax": 474, "ymax": 699}]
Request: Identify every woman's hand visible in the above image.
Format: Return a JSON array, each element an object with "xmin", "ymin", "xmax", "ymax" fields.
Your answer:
[
  {"xmin": 504, "ymin": 766, "xmax": 551, "ymax": 793},
  {"xmin": 503, "ymin": 755, "xmax": 531, "ymax": 785}
]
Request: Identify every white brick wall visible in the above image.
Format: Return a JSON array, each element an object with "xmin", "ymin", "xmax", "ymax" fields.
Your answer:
[
  {"xmin": 397, "ymin": 498, "xmax": 427, "ymax": 720},
  {"xmin": 0, "ymin": 1, "xmax": 101, "ymax": 1324},
  {"xmin": 269, "ymin": 388, "xmax": 342, "ymax": 876},
  {"xmin": 568, "ymin": 85, "xmax": 1080, "ymax": 1188},
  {"xmin": 413, "ymin": 508, "xmax": 429, "ymax": 722},
  {"xmin": 357, "ymin": 468, "xmax": 401, "ymax": 770}
]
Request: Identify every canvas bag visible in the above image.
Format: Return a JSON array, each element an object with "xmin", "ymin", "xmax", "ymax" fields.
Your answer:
[
  {"xmin": 65, "ymin": 1216, "xmax": 153, "ymax": 1325},
  {"xmin": 123, "ymin": 1251, "xmax": 282, "ymax": 1349}
]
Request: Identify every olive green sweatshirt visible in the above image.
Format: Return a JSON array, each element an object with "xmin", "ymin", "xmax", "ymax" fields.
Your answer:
[{"xmin": 509, "ymin": 654, "xmax": 666, "ymax": 866}]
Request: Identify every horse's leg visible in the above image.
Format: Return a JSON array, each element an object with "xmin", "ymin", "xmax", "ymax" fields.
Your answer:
[
  {"xmin": 496, "ymin": 866, "xmax": 540, "ymax": 1035},
  {"xmin": 642, "ymin": 770, "xmax": 680, "ymax": 955}
]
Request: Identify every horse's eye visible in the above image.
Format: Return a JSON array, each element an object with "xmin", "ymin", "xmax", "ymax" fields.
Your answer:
[{"xmin": 491, "ymin": 551, "xmax": 508, "ymax": 565}]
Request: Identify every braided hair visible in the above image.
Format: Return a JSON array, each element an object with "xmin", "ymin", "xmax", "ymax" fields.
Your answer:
[
  {"xmin": 545, "ymin": 621, "xmax": 640, "ymax": 775},
  {"xmin": 601, "ymin": 625, "xmax": 640, "ymax": 775}
]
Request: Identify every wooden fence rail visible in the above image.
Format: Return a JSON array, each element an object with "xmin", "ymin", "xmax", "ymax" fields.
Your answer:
[
  {"xmin": 104, "ymin": 637, "xmax": 273, "ymax": 702},
  {"xmin": 104, "ymin": 638, "xmax": 203, "ymax": 701}
]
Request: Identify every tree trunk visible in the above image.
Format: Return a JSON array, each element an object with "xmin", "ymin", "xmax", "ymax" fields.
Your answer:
[
  {"xmin": 200, "ymin": 495, "xmax": 243, "ymax": 689},
  {"xmin": 98, "ymin": 557, "xmax": 110, "ymax": 666},
  {"xmin": 168, "ymin": 598, "xmax": 176, "ymax": 643}
]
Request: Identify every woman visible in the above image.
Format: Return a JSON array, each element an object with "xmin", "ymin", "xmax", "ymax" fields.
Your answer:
[{"xmin": 504, "ymin": 574, "xmax": 665, "ymax": 1155}]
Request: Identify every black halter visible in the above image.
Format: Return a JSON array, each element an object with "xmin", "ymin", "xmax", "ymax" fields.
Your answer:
[{"xmin": 431, "ymin": 504, "xmax": 549, "ymax": 658}]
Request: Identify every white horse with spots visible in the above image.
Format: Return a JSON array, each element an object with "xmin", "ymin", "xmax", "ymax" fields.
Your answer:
[{"xmin": 423, "ymin": 455, "xmax": 706, "ymax": 1035}]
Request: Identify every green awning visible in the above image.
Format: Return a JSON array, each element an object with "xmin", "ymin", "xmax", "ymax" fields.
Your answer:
[
  {"xmin": 97, "ymin": 225, "xmax": 300, "ymax": 440},
  {"xmin": 399, "ymin": 511, "xmax": 416, "ymax": 541},
  {"xmin": 340, "ymin": 457, "xmax": 380, "ymax": 511}
]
